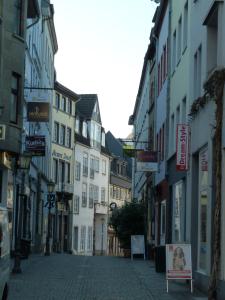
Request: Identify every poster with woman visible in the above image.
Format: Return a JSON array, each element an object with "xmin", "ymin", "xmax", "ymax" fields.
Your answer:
[{"xmin": 166, "ymin": 244, "xmax": 192, "ymax": 279}]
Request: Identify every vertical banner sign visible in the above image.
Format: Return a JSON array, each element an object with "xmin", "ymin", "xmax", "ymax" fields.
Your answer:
[{"xmin": 176, "ymin": 124, "xmax": 190, "ymax": 171}]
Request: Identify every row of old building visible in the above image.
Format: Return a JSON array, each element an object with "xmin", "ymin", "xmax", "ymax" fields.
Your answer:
[
  {"xmin": 0, "ymin": 0, "xmax": 132, "ymax": 270},
  {"xmin": 129, "ymin": 0, "xmax": 225, "ymax": 297}
]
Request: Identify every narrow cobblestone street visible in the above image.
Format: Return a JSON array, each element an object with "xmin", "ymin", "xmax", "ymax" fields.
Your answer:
[{"xmin": 8, "ymin": 254, "xmax": 207, "ymax": 300}]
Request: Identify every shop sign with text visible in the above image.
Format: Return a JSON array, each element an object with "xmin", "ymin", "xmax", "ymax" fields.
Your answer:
[
  {"xmin": 27, "ymin": 102, "xmax": 49, "ymax": 122},
  {"xmin": 176, "ymin": 124, "xmax": 190, "ymax": 171},
  {"xmin": 136, "ymin": 150, "xmax": 158, "ymax": 172},
  {"xmin": 25, "ymin": 136, "xmax": 45, "ymax": 156}
]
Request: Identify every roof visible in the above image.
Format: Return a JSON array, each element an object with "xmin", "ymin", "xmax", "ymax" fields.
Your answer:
[
  {"xmin": 55, "ymin": 81, "xmax": 79, "ymax": 100},
  {"xmin": 76, "ymin": 94, "xmax": 101, "ymax": 124}
]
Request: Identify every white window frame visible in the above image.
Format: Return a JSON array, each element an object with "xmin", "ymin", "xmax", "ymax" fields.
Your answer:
[{"xmin": 74, "ymin": 195, "xmax": 79, "ymax": 214}]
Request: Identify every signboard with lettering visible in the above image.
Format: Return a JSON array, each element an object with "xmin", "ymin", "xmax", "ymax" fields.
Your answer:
[
  {"xmin": 166, "ymin": 244, "xmax": 193, "ymax": 293},
  {"xmin": 27, "ymin": 102, "xmax": 49, "ymax": 122},
  {"xmin": 176, "ymin": 124, "xmax": 190, "ymax": 171},
  {"xmin": 25, "ymin": 136, "xmax": 45, "ymax": 156},
  {"xmin": 136, "ymin": 150, "xmax": 158, "ymax": 172}
]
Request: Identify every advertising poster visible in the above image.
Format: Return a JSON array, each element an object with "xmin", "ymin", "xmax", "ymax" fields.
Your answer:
[{"xmin": 166, "ymin": 244, "xmax": 192, "ymax": 279}]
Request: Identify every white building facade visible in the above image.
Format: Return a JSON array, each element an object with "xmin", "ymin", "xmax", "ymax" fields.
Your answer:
[{"xmin": 72, "ymin": 94, "xmax": 111, "ymax": 256}]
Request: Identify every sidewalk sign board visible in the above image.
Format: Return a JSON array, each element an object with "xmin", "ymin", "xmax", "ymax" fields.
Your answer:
[
  {"xmin": 131, "ymin": 235, "xmax": 145, "ymax": 260},
  {"xmin": 166, "ymin": 244, "xmax": 193, "ymax": 293}
]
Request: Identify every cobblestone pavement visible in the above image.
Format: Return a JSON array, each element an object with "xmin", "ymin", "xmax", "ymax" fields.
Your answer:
[{"xmin": 8, "ymin": 254, "xmax": 207, "ymax": 300}]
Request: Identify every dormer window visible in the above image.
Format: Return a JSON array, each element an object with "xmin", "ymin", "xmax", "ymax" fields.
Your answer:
[
  {"xmin": 101, "ymin": 131, "xmax": 105, "ymax": 147},
  {"xmin": 82, "ymin": 121, "xmax": 87, "ymax": 138},
  {"xmin": 75, "ymin": 117, "xmax": 80, "ymax": 133}
]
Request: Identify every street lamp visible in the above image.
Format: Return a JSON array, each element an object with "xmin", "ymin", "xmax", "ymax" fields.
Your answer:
[
  {"xmin": 45, "ymin": 181, "xmax": 55, "ymax": 256},
  {"xmin": 12, "ymin": 152, "xmax": 32, "ymax": 274}
]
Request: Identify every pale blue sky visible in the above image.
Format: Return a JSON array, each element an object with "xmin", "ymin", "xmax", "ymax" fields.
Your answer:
[{"xmin": 52, "ymin": 0, "xmax": 157, "ymax": 138}]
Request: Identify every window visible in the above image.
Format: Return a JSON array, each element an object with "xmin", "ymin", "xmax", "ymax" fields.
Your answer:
[
  {"xmin": 59, "ymin": 160, "xmax": 65, "ymax": 184},
  {"xmin": 68, "ymin": 99, "xmax": 72, "ymax": 114},
  {"xmin": 101, "ymin": 187, "xmax": 106, "ymax": 203},
  {"xmin": 54, "ymin": 122, "xmax": 59, "ymax": 143},
  {"xmin": 160, "ymin": 200, "xmax": 166, "ymax": 244},
  {"xmin": 82, "ymin": 183, "xmax": 87, "ymax": 207},
  {"xmin": 66, "ymin": 127, "xmax": 71, "ymax": 148},
  {"xmin": 94, "ymin": 185, "xmax": 99, "ymax": 203},
  {"xmin": 62, "ymin": 96, "xmax": 66, "ymax": 111},
  {"xmin": 198, "ymin": 147, "xmax": 209, "ymax": 271},
  {"xmin": 53, "ymin": 159, "xmax": 58, "ymax": 184},
  {"xmin": 55, "ymin": 93, "xmax": 60, "ymax": 109},
  {"xmin": 113, "ymin": 186, "xmax": 116, "ymax": 199},
  {"xmin": 90, "ymin": 157, "xmax": 95, "ymax": 178},
  {"xmin": 11, "ymin": 73, "xmax": 20, "ymax": 123},
  {"xmin": 177, "ymin": 16, "xmax": 182, "ymax": 61},
  {"xmin": 83, "ymin": 153, "xmax": 88, "ymax": 177},
  {"xmin": 194, "ymin": 45, "xmax": 202, "ymax": 99},
  {"xmin": 183, "ymin": 2, "xmax": 188, "ymax": 51},
  {"xmin": 101, "ymin": 132, "xmax": 105, "ymax": 147},
  {"xmin": 163, "ymin": 44, "xmax": 167, "ymax": 80},
  {"xmin": 182, "ymin": 97, "xmax": 186, "ymax": 123},
  {"xmin": 75, "ymin": 117, "xmax": 80, "ymax": 133},
  {"xmin": 170, "ymin": 114, "xmax": 175, "ymax": 153},
  {"xmin": 173, "ymin": 181, "xmax": 183, "ymax": 243},
  {"xmin": 14, "ymin": 0, "xmax": 22, "ymax": 36},
  {"xmin": 74, "ymin": 195, "xmax": 79, "ymax": 214},
  {"xmin": 73, "ymin": 227, "xmax": 78, "ymax": 251},
  {"xmin": 172, "ymin": 30, "xmax": 177, "ymax": 72},
  {"xmin": 89, "ymin": 184, "xmax": 94, "ymax": 208},
  {"xmin": 87, "ymin": 226, "xmax": 93, "ymax": 251},
  {"xmin": 82, "ymin": 122, "xmax": 87, "ymax": 138},
  {"xmin": 158, "ymin": 63, "xmax": 161, "ymax": 95},
  {"xmin": 176, "ymin": 105, "xmax": 180, "ymax": 125},
  {"xmin": 95, "ymin": 158, "xmax": 99, "ymax": 173},
  {"xmin": 80, "ymin": 226, "xmax": 86, "ymax": 251},
  {"xmin": 65, "ymin": 162, "xmax": 70, "ymax": 183},
  {"xmin": 102, "ymin": 160, "xmax": 106, "ymax": 175},
  {"xmin": 60, "ymin": 125, "xmax": 66, "ymax": 145},
  {"xmin": 75, "ymin": 161, "xmax": 81, "ymax": 181},
  {"xmin": 161, "ymin": 124, "xmax": 165, "ymax": 161}
]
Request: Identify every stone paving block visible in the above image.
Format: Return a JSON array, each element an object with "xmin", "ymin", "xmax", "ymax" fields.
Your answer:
[{"xmin": 8, "ymin": 254, "xmax": 206, "ymax": 300}]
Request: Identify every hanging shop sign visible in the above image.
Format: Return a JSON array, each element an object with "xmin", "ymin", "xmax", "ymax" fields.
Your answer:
[
  {"xmin": 136, "ymin": 150, "xmax": 158, "ymax": 172},
  {"xmin": 176, "ymin": 124, "xmax": 190, "ymax": 171},
  {"xmin": 27, "ymin": 102, "xmax": 49, "ymax": 122},
  {"xmin": 166, "ymin": 244, "xmax": 193, "ymax": 293},
  {"xmin": 25, "ymin": 136, "xmax": 46, "ymax": 156},
  {"xmin": 123, "ymin": 144, "xmax": 135, "ymax": 157}
]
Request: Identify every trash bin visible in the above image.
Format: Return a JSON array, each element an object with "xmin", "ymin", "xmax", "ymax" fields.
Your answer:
[
  {"xmin": 155, "ymin": 245, "xmax": 166, "ymax": 272},
  {"xmin": 20, "ymin": 239, "xmax": 31, "ymax": 259}
]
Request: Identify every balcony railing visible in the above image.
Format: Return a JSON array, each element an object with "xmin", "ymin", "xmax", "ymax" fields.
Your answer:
[
  {"xmin": 55, "ymin": 182, "xmax": 74, "ymax": 194},
  {"xmin": 94, "ymin": 202, "xmax": 107, "ymax": 215}
]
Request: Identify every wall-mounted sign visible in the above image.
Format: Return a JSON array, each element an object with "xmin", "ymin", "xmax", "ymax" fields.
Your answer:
[
  {"xmin": 123, "ymin": 144, "xmax": 135, "ymax": 157},
  {"xmin": 166, "ymin": 244, "xmax": 193, "ymax": 293},
  {"xmin": 176, "ymin": 124, "xmax": 190, "ymax": 171},
  {"xmin": 136, "ymin": 150, "xmax": 158, "ymax": 172},
  {"xmin": 27, "ymin": 102, "xmax": 49, "ymax": 122},
  {"xmin": 25, "ymin": 136, "xmax": 45, "ymax": 156},
  {"xmin": 52, "ymin": 150, "xmax": 71, "ymax": 161},
  {"xmin": 0, "ymin": 124, "xmax": 6, "ymax": 140}
]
